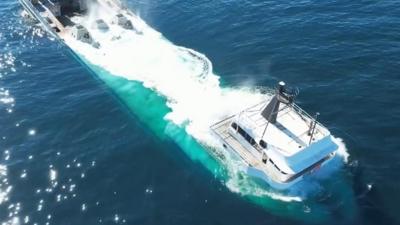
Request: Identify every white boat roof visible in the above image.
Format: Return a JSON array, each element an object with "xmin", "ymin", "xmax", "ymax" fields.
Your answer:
[
  {"xmin": 236, "ymin": 102, "xmax": 329, "ymax": 154},
  {"xmin": 234, "ymin": 101, "xmax": 337, "ymax": 173},
  {"xmin": 266, "ymin": 136, "xmax": 337, "ymax": 173}
]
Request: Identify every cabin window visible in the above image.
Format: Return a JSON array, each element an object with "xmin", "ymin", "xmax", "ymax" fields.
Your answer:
[
  {"xmin": 237, "ymin": 126, "xmax": 256, "ymax": 146},
  {"xmin": 237, "ymin": 126, "xmax": 246, "ymax": 136},
  {"xmin": 231, "ymin": 122, "xmax": 238, "ymax": 130},
  {"xmin": 259, "ymin": 140, "xmax": 267, "ymax": 148},
  {"xmin": 232, "ymin": 124, "xmax": 259, "ymax": 149}
]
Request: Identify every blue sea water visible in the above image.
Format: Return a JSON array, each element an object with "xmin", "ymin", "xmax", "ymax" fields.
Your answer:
[{"xmin": 0, "ymin": 0, "xmax": 400, "ymax": 225}]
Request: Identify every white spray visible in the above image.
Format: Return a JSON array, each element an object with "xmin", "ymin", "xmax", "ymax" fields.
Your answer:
[{"xmin": 62, "ymin": 1, "xmax": 349, "ymax": 200}]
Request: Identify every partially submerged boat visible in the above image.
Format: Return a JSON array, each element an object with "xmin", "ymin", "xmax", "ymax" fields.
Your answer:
[
  {"xmin": 19, "ymin": 0, "xmax": 142, "ymax": 46},
  {"xmin": 19, "ymin": 0, "xmax": 212, "ymax": 76},
  {"xmin": 211, "ymin": 82, "xmax": 338, "ymax": 189},
  {"xmin": 19, "ymin": 0, "xmax": 339, "ymax": 190}
]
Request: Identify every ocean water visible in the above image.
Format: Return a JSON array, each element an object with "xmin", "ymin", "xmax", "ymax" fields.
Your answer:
[{"xmin": 0, "ymin": 0, "xmax": 399, "ymax": 225}]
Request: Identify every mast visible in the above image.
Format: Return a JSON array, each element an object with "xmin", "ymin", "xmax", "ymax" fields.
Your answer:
[
  {"xmin": 260, "ymin": 81, "xmax": 296, "ymax": 140},
  {"xmin": 261, "ymin": 81, "xmax": 286, "ymax": 124}
]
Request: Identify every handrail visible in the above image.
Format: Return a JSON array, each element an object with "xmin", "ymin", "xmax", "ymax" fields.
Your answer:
[
  {"xmin": 210, "ymin": 114, "xmax": 235, "ymax": 128},
  {"xmin": 238, "ymin": 85, "xmax": 330, "ymax": 135},
  {"xmin": 291, "ymin": 103, "xmax": 329, "ymax": 136},
  {"xmin": 38, "ymin": 1, "xmax": 65, "ymax": 32},
  {"xmin": 19, "ymin": 0, "xmax": 59, "ymax": 38}
]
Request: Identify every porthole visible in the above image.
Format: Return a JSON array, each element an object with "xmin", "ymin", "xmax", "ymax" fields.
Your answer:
[{"xmin": 260, "ymin": 140, "xmax": 267, "ymax": 148}]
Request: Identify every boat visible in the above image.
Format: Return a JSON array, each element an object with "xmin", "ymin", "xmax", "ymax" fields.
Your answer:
[
  {"xmin": 18, "ymin": 0, "xmax": 142, "ymax": 46},
  {"xmin": 211, "ymin": 82, "xmax": 338, "ymax": 189},
  {"xmin": 19, "ymin": 0, "xmax": 339, "ymax": 190},
  {"xmin": 18, "ymin": 0, "xmax": 213, "ymax": 76}
]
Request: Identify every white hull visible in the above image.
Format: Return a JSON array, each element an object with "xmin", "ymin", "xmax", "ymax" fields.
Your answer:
[
  {"xmin": 211, "ymin": 124, "xmax": 303, "ymax": 189},
  {"xmin": 210, "ymin": 100, "xmax": 338, "ymax": 189}
]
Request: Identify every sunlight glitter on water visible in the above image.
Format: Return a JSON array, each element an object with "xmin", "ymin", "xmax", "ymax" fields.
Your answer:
[
  {"xmin": 28, "ymin": 129, "xmax": 36, "ymax": 136},
  {"xmin": 49, "ymin": 169, "xmax": 57, "ymax": 181},
  {"xmin": 0, "ymin": 164, "xmax": 22, "ymax": 225},
  {"xmin": 59, "ymin": 1, "xmax": 355, "ymax": 220},
  {"xmin": 0, "ymin": 88, "xmax": 15, "ymax": 114},
  {"xmin": 0, "ymin": 165, "xmax": 11, "ymax": 205}
]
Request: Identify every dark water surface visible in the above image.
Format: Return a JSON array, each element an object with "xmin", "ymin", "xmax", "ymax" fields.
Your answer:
[{"xmin": 0, "ymin": 0, "xmax": 399, "ymax": 224}]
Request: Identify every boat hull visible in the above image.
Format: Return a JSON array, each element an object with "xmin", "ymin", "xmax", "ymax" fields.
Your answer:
[
  {"xmin": 211, "ymin": 122, "xmax": 337, "ymax": 190},
  {"xmin": 19, "ymin": 0, "xmax": 59, "ymax": 38},
  {"xmin": 214, "ymin": 132, "xmax": 302, "ymax": 189}
]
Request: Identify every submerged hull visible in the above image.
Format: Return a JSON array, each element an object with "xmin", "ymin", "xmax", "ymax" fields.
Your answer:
[
  {"xmin": 219, "ymin": 137, "xmax": 303, "ymax": 189},
  {"xmin": 210, "ymin": 103, "xmax": 338, "ymax": 189},
  {"xmin": 214, "ymin": 131, "xmax": 336, "ymax": 189},
  {"xmin": 19, "ymin": 0, "xmax": 59, "ymax": 38}
]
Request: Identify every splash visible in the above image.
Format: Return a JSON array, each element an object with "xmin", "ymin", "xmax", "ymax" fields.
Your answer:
[
  {"xmin": 28, "ymin": 1, "xmax": 354, "ymax": 223},
  {"xmin": 334, "ymin": 137, "xmax": 350, "ymax": 163},
  {"xmin": 64, "ymin": 3, "xmax": 278, "ymax": 161}
]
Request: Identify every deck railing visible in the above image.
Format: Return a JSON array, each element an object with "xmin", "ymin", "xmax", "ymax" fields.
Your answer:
[{"xmin": 290, "ymin": 103, "xmax": 330, "ymax": 136}]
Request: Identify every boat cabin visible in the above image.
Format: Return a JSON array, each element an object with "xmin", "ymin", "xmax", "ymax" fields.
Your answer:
[{"xmin": 215, "ymin": 82, "xmax": 338, "ymax": 184}]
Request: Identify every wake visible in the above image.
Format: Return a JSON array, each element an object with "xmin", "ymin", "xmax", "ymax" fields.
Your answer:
[{"xmin": 62, "ymin": 2, "xmax": 349, "ymax": 202}]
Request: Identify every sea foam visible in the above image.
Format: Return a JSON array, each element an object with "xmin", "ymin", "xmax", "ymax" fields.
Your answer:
[{"xmin": 62, "ymin": 2, "xmax": 350, "ymax": 201}]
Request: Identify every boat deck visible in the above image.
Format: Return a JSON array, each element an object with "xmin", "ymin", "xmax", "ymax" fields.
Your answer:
[
  {"xmin": 211, "ymin": 117, "xmax": 288, "ymax": 182},
  {"xmin": 211, "ymin": 116, "xmax": 265, "ymax": 169},
  {"xmin": 236, "ymin": 101, "xmax": 329, "ymax": 156},
  {"xmin": 30, "ymin": 0, "xmax": 66, "ymax": 32}
]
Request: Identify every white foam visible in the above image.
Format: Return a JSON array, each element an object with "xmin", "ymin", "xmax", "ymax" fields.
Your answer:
[
  {"xmin": 64, "ymin": 8, "xmax": 266, "ymax": 146},
  {"xmin": 226, "ymin": 177, "xmax": 303, "ymax": 202},
  {"xmin": 61, "ymin": 1, "xmax": 350, "ymax": 199},
  {"xmin": 333, "ymin": 137, "xmax": 349, "ymax": 163}
]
